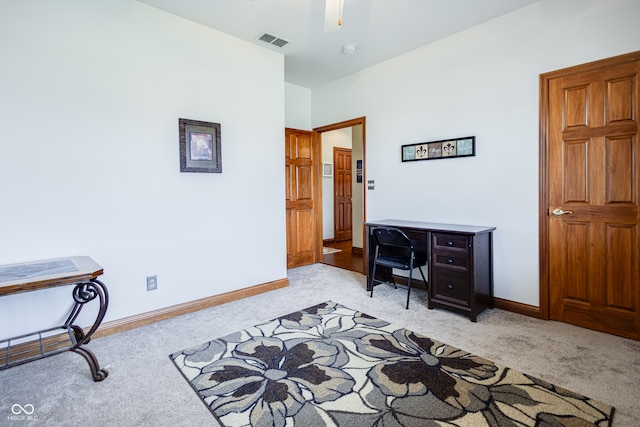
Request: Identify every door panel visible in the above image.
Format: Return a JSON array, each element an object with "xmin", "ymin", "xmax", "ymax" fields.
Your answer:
[
  {"xmin": 562, "ymin": 140, "xmax": 587, "ymax": 202},
  {"xmin": 286, "ymin": 128, "xmax": 320, "ymax": 268},
  {"xmin": 606, "ymin": 224, "xmax": 635, "ymax": 310},
  {"xmin": 607, "ymin": 137, "xmax": 633, "ymax": 202},
  {"xmin": 545, "ymin": 55, "xmax": 640, "ymax": 339},
  {"xmin": 563, "ymin": 221, "xmax": 589, "ymax": 301}
]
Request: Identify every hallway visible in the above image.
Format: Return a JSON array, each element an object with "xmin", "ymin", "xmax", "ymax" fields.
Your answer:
[{"xmin": 322, "ymin": 240, "xmax": 364, "ymax": 275}]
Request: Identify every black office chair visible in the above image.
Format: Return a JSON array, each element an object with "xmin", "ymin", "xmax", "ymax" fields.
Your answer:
[{"xmin": 370, "ymin": 227, "xmax": 427, "ymax": 309}]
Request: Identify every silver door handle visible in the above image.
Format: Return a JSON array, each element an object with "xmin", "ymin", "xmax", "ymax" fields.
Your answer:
[{"xmin": 552, "ymin": 208, "xmax": 573, "ymax": 217}]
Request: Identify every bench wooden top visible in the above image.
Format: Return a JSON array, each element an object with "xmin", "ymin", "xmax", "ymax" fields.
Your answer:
[{"xmin": 0, "ymin": 256, "xmax": 103, "ymax": 296}]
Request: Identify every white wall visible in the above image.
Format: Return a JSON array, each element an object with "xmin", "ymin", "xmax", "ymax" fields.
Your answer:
[
  {"xmin": 0, "ymin": 0, "xmax": 286, "ymax": 337},
  {"xmin": 311, "ymin": 0, "xmax": 640, "ymax": 306},
  {"xmin": 285, "ymin": 83, "xmax": 312, "ymax": 130}
]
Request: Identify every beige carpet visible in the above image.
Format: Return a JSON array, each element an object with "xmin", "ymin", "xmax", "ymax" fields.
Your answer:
[{"xmin": 0, "ymin": 263, "xmax": 638, "ymax": 426}]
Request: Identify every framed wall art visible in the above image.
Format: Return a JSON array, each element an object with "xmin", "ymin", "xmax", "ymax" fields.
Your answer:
[
  {"xmin": 401, "ymin": 136, "xmax": 475, "ymax": 162},
  {"xmin": 179, "ymin": 118, "xmax": 222, "ymax": 173}
]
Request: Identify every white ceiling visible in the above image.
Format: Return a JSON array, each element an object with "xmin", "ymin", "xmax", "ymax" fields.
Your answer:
[{"xmin": 138, "ymin": 0, "xmax": 540, "ymax": 88}]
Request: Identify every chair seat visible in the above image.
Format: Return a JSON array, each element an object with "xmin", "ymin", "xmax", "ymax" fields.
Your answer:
[
  {"xmin": 370, "ymin": 227, "xmax": 429, "ymax": 309},
  {"xmin": 375, "ymin": 256, "xmax": 412, "ymax": 270}
]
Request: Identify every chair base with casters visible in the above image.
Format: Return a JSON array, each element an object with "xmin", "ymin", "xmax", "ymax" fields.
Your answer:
[{"xmin": 370, "ymin": 227, "xmax": 428, "ymax": 309}]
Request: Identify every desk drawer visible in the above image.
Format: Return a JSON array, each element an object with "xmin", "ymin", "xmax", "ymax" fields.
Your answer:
[
  {"xmin": 432, "ymin": 233, "xmax": 469, "ymax": 252},
  {"xmin": 433, "ymin": 253, "xmax": 468, "ymax": 269},
  {"xmin": 403, "ymin": 229, "xmax": 427, "ymax": 241},
  {"xmin": 432, "ymin": 268, "xmax": 470, "ymax": 306}
]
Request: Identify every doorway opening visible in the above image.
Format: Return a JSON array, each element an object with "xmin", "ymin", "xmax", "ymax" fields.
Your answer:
[{"xmin": 314, "ymin": 117, "xmax": 366, "ymax": 274}]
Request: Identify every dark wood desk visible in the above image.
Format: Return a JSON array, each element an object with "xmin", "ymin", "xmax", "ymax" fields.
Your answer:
[
  {"xmin": 365, "ymin": 220, "xmax": 495, "ymax": 321},
  {"xmin": 0, "ymin": 256, "xmax": 109, "ymax": 381}
]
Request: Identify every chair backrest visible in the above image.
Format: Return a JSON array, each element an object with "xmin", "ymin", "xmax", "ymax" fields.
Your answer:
[{"xmin": 372, "ymin": 227, "xmax": 414, "ymax": 253}]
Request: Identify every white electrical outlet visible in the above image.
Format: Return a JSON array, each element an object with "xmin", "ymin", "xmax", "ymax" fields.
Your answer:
[{"xmin": 146, "ymin": 275, "xmax": 157, "ymax": 291}]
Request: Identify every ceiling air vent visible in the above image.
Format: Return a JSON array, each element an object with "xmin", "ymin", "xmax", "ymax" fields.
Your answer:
[{"xmin": 257, "ymin": 32, "xmax": 290, "ymax": 48}]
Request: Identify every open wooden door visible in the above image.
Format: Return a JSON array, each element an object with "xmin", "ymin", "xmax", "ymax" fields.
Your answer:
[
  {"xmin": 285, "ymin": 128, "xmax": 322, "ymax": 268},
  {"xmin": 541, "ymin": 52, "xmax": 640, "ymax": 339}
]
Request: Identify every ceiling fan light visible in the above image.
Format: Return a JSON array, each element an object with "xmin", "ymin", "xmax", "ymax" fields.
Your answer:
[{"xmin": 324, "ymin": 0, "xmax": 344, "ymax": 32}]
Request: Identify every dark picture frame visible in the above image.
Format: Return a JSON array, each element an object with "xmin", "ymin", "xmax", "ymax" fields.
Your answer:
[
  {"xmin": 401, "ymin": 136, "xmax": 475, "ymax": 162},
  {"xmin": 179, "ymin": 118, "xmax": 222, "ymax": 173}
]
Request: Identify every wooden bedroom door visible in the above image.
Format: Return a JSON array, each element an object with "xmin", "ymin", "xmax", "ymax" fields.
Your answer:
[
  {"xmin": 333, "ymin": 147, "xmax": 352, "ymax": 242},
  {"xmin": 544, "ymin": 52, "xmax": 640, "ymax": 339},
  {"xmin": 285, "ymin": 128, "xmax": 321, "ymax": 268}
]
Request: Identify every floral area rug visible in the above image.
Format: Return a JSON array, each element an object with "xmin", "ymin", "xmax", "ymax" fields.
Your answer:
[{"xmin": 170, "ymin": 301, "xmax": 614, "ymax": 427}]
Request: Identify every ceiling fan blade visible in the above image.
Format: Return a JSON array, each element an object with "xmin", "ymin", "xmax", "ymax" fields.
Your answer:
[{"xmin": 324, "ymin": 0, "xmax": 343, "ymax": 32}]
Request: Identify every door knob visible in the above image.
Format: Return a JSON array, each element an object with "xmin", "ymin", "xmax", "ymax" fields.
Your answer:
[{"xmin": 552, "ymin": 208, "xmax": 573, "ymax": 217}]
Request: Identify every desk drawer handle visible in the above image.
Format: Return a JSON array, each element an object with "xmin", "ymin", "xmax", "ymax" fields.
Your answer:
[
  {"xmin": 447, "ymin": 241, "xmax": 454, "ymax": 246},
  {"xmin": 447, "ymin": 258, "xmax": 454, "ymax": 264},
  {"xmin": 447, "ymin": 283, "xmax": 454, "ymax": 290}
]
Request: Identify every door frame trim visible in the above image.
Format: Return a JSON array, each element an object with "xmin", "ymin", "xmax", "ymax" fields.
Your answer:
[
  {"xmin": 539, "ymin": 51, "xmax": 640, "ymax": 321},
  {"xmin": 314, "ymin": 117, "xmax": 367, "ymax": 269}
]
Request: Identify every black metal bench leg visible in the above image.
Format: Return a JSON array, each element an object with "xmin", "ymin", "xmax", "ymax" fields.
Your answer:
[{"xmin": 71, "ymin": 346, "xmax": 108, "ymax": 382}]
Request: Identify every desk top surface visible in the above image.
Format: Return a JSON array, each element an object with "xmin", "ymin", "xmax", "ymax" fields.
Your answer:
[
  {"xmin": 364, "ymin": 219, "xmax": 496, "ymax": 234},
  {"xmin": 0, "ymin": 256, "xmax": 103, "ymax": 296}
]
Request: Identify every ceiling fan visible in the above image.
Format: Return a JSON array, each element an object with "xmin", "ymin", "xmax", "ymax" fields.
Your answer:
[{"xmin": 324, "ymin": 0, "xmax": 344, "ymax": 32}]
